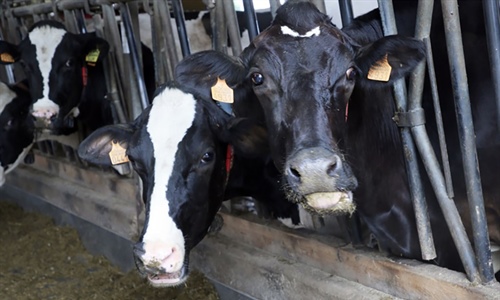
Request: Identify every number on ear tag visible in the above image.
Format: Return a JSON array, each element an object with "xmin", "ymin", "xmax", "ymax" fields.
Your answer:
[
  {"xmin": 109, "ymin": 141, "xmax": 129, "ymax": 165},
  {"xmin": 367, "ymin": 54, "xmax": 392, "ymax": 82},
  {"xmin": 211, "ymin": 78, "xmax": 234, "ymax": 103}
]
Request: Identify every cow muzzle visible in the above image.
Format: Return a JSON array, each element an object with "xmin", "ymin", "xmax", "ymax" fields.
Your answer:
[
  {"xmin": 284, "ymin": 147, "xmax": 357, "ymax": 215},
  {"xmin": 133, "ymin": 242, "xmax": 188, "ymax": 287}
]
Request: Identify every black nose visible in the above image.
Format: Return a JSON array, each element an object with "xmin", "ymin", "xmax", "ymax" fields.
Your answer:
[
  {"xmin": 285, "ymin": 147, "xmax": 357, "ymax": 195},
  {"xmin": 286, "ymin": 147, "xmax": 342, "ymax": 185}
]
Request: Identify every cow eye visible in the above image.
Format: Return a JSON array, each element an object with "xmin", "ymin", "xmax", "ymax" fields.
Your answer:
[
  {"xmin": 4, "ymin": 119, "xmax": 12, "ymax": 129},
  {"xmin": 346, "ymin": 67, "xmax": 357, "ymax": 81},
  {"xmin": 65, "ymin": 59, "xmax": 74, "ymax": 68},
  {"xmin": 251, "ymin": 73, "xmax": 264, "ymax": 86},
  {"xmin": 201, "ymin": 152, "xmax": 214, "ymax": 163}
]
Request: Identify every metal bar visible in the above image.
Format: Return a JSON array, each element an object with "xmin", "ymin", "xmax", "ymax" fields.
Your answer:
[
  {"xmin": 119, "ymin": 9, "xmax": 143, "ymax": 119},
  {"xmin": 482, "ymin": 0, "xmax": 500, "ymax": 132},
  {"xmin": 148, "ymin": 6, "xmax": 165, "ymax": 85},
  {"xmin": 378, "ymin": 0, "xmax": 437, "ymax": 262},
  {"xmin": 309, "ymin": 0, "xmax": 326, "ymax": 14},
  {"xmin": 93, "ymin": 13, "xmax": 127, "ymax": 123},
  {"xmin": 214, "ymin": 0, "xmax": 228, "ymax": 53},
  {"xmin": 170, "ymin": 0, "xmax": 190, "ymax": 57},
  {"xmin": 63, "ymin": 9, "xmax": 78, "ymax": 33},
  {"xmin": 120, "ymin": 2, "xmax": 148, "ymax": 111},
  {"xmin": 224, "ymin": 0, "xmax": 242, "ymax": 56},
  {"xmin": 441, "ymin": 0, "xmax": 494, "ymax": 283},
  {"xmin": 405, "ymin": 0, "xmax": 438, "ymax": 261},
  {"xmin": 156, "ymin": 0, "xmax": 179, "ymax": 77},
  {"xmin": 338, "ymin": 0, "xmax": 354, "ymax": 27},
  {"xmin": 74, "ymin": 9, "xmax": 88, "ymax": 33},
  {"xmin": 243, "ymin": 0, "xmax": 259, "ymax": 41},
  {"xmin": 269, "ymin": 0, "xmax": 281, "ymax": 18},
  {"xmin": 424, "ymin": 38, "xmax": 454, "ymax": 198}
]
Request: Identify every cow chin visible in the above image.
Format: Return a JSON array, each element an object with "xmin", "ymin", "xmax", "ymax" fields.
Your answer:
[
  {"xmin": 287, "ymin": 188, "xmax": 356, "ymax": 216},
  {"xmin": 147, "ymin": 264, "xmax": 189, "ymax": 287}
]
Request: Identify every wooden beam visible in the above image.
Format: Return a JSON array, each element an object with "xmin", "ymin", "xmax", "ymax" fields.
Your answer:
[{"xmin": 215, "ymin": 212, "xmax": 500, "ymax": 299}]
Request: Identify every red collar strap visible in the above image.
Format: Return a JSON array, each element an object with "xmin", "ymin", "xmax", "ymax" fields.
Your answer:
[
  {"xmin": 345, "ymin": 101, "xmax": 349, "ymax": 122},
  {"xmin": 225, "ymin": 144, "xmax": 234, "ymax": 184},
  {"xmin": 82, "ymin": 66, "xmax": 88, "ymax": 86}
]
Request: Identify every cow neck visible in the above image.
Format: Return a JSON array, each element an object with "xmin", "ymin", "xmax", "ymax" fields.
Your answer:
[{"xmin": 212, "ymin": 100, "xmax": 234, "ymax": 186}]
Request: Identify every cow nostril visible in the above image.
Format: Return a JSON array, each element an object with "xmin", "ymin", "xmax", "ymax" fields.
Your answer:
[
  {"xmin": 289, "ymin": 167, "xmax": 301, "ymax": 179},
  {"xmin": 327, "ymin": 155, "xmax": 342, "ymax": 177}
]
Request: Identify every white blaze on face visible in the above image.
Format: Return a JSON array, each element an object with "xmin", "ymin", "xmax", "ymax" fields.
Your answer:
[
  {"xmin": 281, "ymin": 25, "xmax": 321, "ymax": 38},
  {"xmin": 141, "ymin": 88, "xmax": 197, "ymax": 273},
  {"xmin": 28, "ymin": 26, "xmax": 66, "ymax": 118}
]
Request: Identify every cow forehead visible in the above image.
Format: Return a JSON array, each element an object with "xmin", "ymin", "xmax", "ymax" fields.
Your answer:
[
  {"xmin": 141, "ymin": 88, "xmax": 197, "ymax": 244},
  {"xmin": 0, "ymin": 82, "xmax": 16, "ymax": 114},
  {"xmin": 28, "ymin": 26, "xmax": 66, "ymax": 103},
  {"xmin": 28, "ymin": 26, "xmax": 66, "ymax": 63}
]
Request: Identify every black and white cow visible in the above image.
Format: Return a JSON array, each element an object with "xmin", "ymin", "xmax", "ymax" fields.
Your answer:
[
  {"xmin": 0, "ymin": 79, "xmax": 81, "ymax": 186},
  {"xmin": 175, "ymin": 0, "xmax": 500, "ymax": 275},
  {"xmin": 0, "ymin": 81, "xmax": 33, "ymax": 186},
  {"xmin": 0, "ymin": 20, "xmax": 155, "ymax": 136},
  {"xmin": 77, "ymin": 83, "xmax": 296, "ymax": 286}
]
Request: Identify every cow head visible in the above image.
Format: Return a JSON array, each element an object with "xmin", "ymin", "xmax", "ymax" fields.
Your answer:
[
  {"xmin": 175, "ymin": 0, "xmax": 425, "ymax": 215},
  {"xmin": 78, "ymin": 85, "xmax": 266, "ymax": 287},
  {"xmin": 0, "ymin": 81, "xmax": 34, "ymax": 186},
  {"xmin": 0, "ymin": 20, "xmax": 109, "ymax": 135}
]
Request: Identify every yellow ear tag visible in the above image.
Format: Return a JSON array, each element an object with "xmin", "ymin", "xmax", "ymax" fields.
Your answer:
[
  {"xmin": 108, "ymin": 140, "xmax": 129, "ymax": 165},
  {"xmin": 85, "ymin": 49, "xmax": 100, "ymax": 67},
  {"xmin": 0, "ymin": 53, "xmax": 15, "ymax": 63},
  {"xmin": 367, "ymin": 54, "xmax": 392, "ymax": 82},
  {"xmin": 211, "ymin": 78, "xmax": 234, "ymax": 103}
]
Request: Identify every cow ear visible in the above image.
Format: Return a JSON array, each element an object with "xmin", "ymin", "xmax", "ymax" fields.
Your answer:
[
  {"xmin": 353, "ymin": 35, "xmax": 425, "ymax": 84},
  {"xmin": 0, "ymin": 41, "xmax": 20, "ymax": 65},
  {"xmin": 175, "ymin": 50, "xmax": 247, "ymax": 101},
  {"xmin": 79, "ymin": 34, "xmax": 109, "ymax": 66},
  {"xmin": 78, "ymin": 124, "xmax": 133, "ymax": 166},
  {"xmin": 223, "ymin": 118, "xmax": 269, "ymax": 157}
]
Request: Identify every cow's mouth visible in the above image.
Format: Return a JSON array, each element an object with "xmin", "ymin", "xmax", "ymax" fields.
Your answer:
[
  {"xmin": 147, "ymin": 269, "xmax": 187, "ymax": 287},
  {"xmin": 301, "ymin": 191, "xmax": 356, "ymax": 215}
]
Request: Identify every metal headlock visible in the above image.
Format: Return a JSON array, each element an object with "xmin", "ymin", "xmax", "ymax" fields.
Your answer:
[{"xmin": 378, "ymin": 0, "xmax": 495, "ymax": 284}]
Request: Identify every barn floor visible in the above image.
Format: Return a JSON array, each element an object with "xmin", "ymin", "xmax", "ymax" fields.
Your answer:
[{"xmin": 0, "ymin": 200, "xmax": 219, "ymax": 300}]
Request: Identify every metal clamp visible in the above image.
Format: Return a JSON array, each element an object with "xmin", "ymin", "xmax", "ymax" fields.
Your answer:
[{"xmin": 393, "ymin": 108, "xmax": 426, "ymax": 127}]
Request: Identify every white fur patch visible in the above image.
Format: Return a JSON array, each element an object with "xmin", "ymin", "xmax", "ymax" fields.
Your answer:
[
  {"xmin": 0, "ymin": 82, "xmax": 16, "ymax": 114},
  {"xmin": 141, "ymin": 87, "xmax": 197, "ymax": 271},
  {"xmin": 29, "ymin": 26, "xmax": 66, "ymax": 114},
  {"xmin": 281, "ymin": 25, "xmax": 320, "ymax": 38}
]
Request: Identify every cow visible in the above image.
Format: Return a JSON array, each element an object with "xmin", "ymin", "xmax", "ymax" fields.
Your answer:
[
  {"xmin": 77, "ymin": 83, "xmax": 299, "ymax": 286},
  {"xmin": 0, "ymin": 81, "xmax": 33, "ymax": 186},
  {"xmin": 174, "ymin": 0, "xmax": 500, "ymax": 277},
  {"xmin": 0, "ymin": 80, "xmax": 82, "ymax": 187},
  {"xmin": 0, "ymin": 20, "xmax": 155, "ymax": 136}
]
